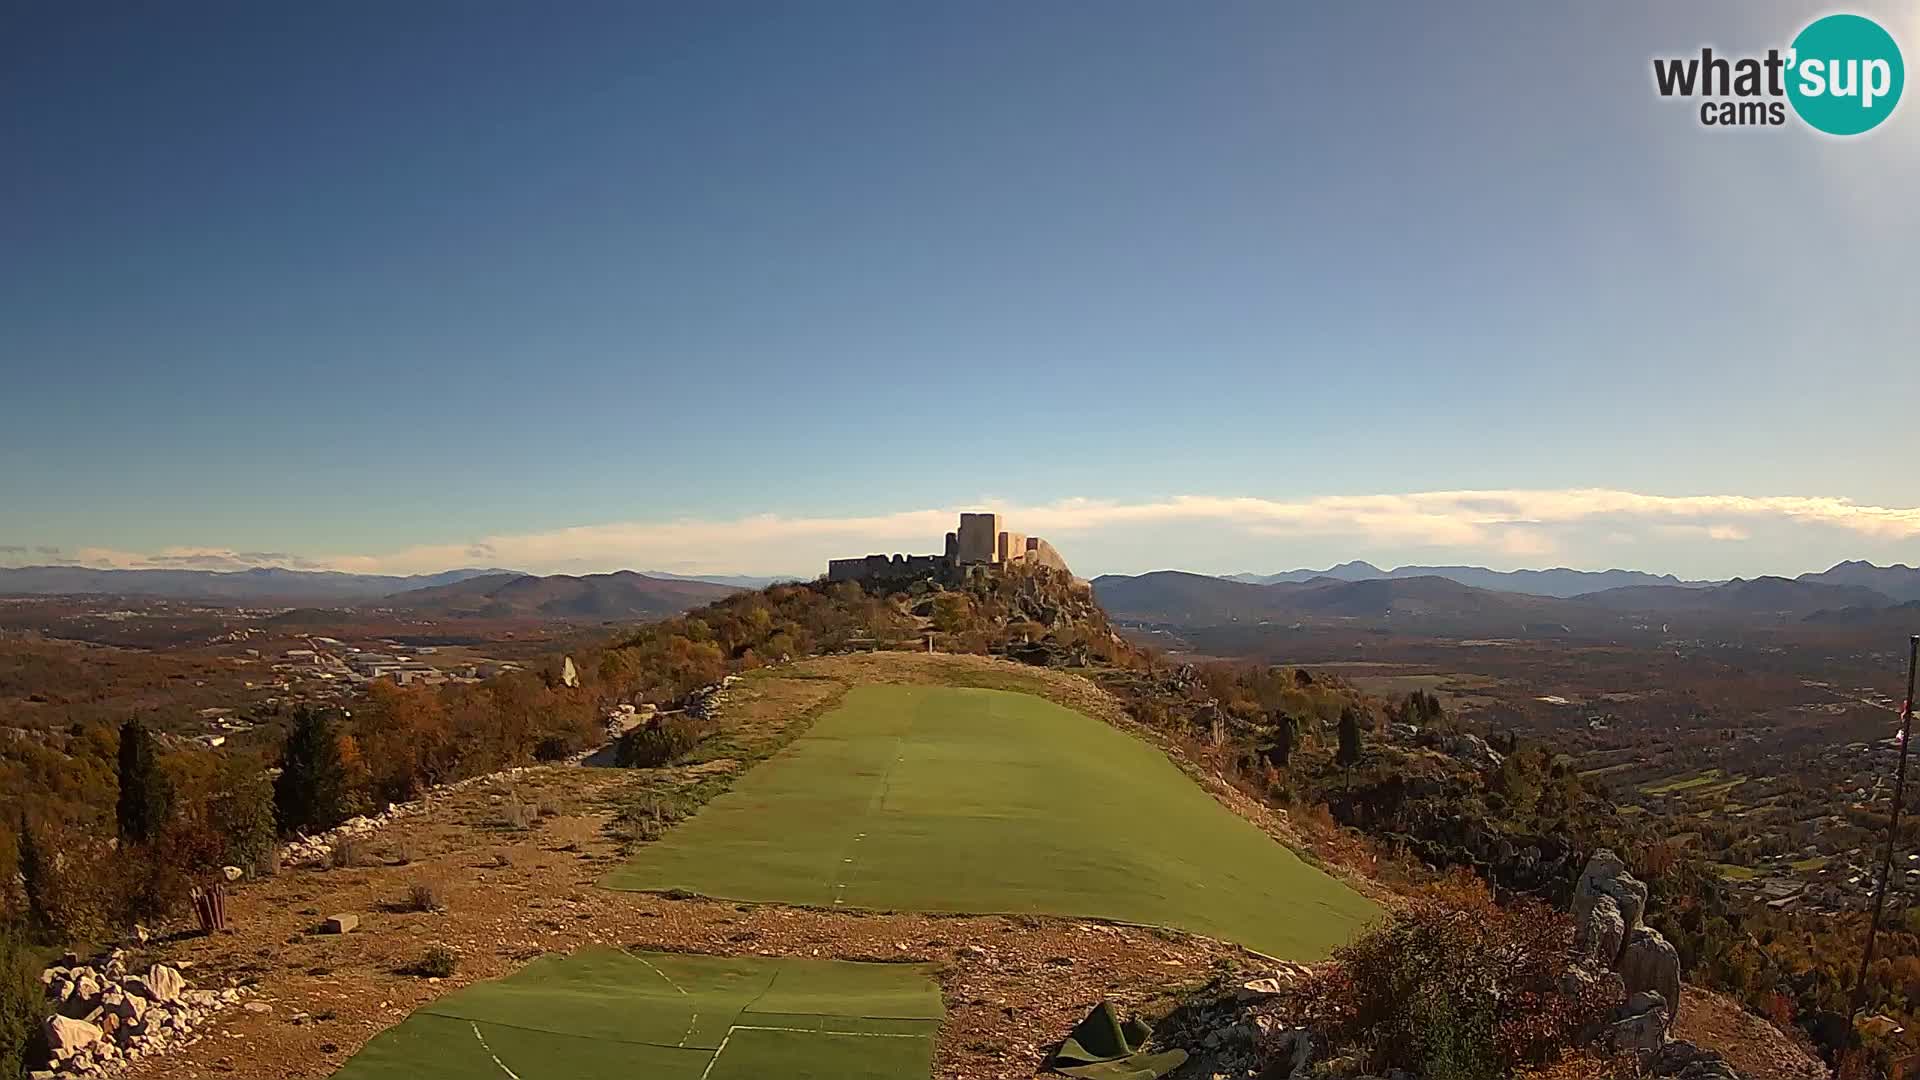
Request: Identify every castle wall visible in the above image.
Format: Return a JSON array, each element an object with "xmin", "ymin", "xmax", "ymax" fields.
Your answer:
[
  {"xmin": 1024, "ymin": 536, "xmax": 1069, "ymax": 572},
  {"xmin": 997, "ymin": 531, "xmax": 1027, "ymax": 564}
]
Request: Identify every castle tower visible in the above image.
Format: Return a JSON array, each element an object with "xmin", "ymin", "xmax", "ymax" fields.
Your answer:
[{"xmin": 956, "ymin": 513, "xmax": 1002, "ymax": 564}]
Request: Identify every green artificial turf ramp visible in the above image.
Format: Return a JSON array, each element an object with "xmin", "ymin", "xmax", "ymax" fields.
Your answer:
[
  {"xmin": 604, "ymin": 684, "xmax": 1379, "ymax": 958},
  {"xmin": 330, "ymin": 949, "xmax": 942, "ymax": 1080}
]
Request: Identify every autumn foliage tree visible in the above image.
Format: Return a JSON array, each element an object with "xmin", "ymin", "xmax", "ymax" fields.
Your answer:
[{"xmin": 1298, "ymin": 874, "xmax": 1613, "ymax": 1080}]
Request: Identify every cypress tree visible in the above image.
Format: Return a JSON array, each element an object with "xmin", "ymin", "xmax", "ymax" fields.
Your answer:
[
  {"xmin": 274, "ymin": 707, "xmax": 349, "ymax": 835},
  {"xmin": 116, "ymin": 717, "xmax": 174, "ymax": 845},
  {"xmin": 1267, "ymin": 712, "xmax": 1296, "ymax": 769},
  {"xmin": 16, "ymin": 813, "xmax": 47, "ymax": 939},
  {"xmin": 1337, "ymin": 705, "xmax": 1365, "ymax": 789}
]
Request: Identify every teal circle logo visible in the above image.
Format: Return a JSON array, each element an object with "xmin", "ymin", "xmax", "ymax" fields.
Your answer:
[{"xmin": 1787, "ymin": 14, "xmax": 1904, "ymax": 135}]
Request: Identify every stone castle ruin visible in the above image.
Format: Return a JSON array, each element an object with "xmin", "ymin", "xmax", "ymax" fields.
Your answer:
[{"xmin": 827, "ymin": 512, "xmax": 1070, "ymax": 584}]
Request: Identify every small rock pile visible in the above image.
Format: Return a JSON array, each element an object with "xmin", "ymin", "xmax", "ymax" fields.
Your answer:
[
  {"xmin": 1145, "ymin": 962, "xmax": 1319, "ymax": 1078},
  {"xmin": 684, "ymin": 675, "xmax": 741, "ymax": 722},
  {"xmin": 279, "ymin": 801, "xmax": 418, "ymax": 866},
  {"xmin": 37, "ymin": 952, "xmax": 251, "ymax": 1078}
]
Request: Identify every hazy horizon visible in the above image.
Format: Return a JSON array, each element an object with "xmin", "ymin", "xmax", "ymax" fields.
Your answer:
[{"xmin": 3, "ymin": 489, "xmax": 1915, "ymax": 583}]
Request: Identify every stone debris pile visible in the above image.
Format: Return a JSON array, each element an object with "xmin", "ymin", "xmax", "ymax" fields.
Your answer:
[
  {"xmin": 280, "ymin": 732, "xmax": 633, "ymax": 866},
  {"xmin": 36, "ymin": 952, "xmax": 252, "ymax": 1078},
  {"xmin": 279, "ymin": 801, "xmax": 418, "ymax": 867},
  {"xmin": 684, "ymin": 675, "xmax": 741, "ymax": 722}
]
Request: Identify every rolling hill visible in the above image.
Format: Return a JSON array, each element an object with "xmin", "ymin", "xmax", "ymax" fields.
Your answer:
[
  {"xmin": 1093, "ymin": 570, "xmax": 1585, "ymax": 632},
  {"xmin": 1570, "ymin": 576, "xmax": 1891, "ymax": 615},
  {"xmin": 1097, "ymin": 566, "xmax": 1904, "ymax": 633},
  {"xmin": 384, "ymin": 570, "xmax": 740, "ymax": 619}
]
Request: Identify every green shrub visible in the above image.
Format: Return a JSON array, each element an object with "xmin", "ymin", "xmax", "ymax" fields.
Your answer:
[
  {"xmin": 329, "ymin": 836, "xmax": 364, "ymax": 870},
  {"xmin": 406, "ymin": 882, "xmax": 445, "ymax": 913},
  {"xmin": 0, "ymin": 924, "xmax": 42, "ymax": 1077},
  {"xmin": 501, "ymin": 791, "xmax": 532, "ymax": 831},
  {"xmin": 206, "ymin": 757, "xmax": 277, "ymax": 875},
  {"xmin": 533, "ymin": 734, "xmax": 578, "ymax": 762},
  {"xmin": 610, "ymin": 792, "xmax": 688, "ymax": 850},
  {"xmin": 415, "ymin": 944, "xmax": 458, "ymax": 978},
  {"xmin": 615, "ymin": 717, "xmax": 701, "ymax": 768}
]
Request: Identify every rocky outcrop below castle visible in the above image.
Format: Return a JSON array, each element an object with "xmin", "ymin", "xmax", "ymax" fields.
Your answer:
[{"xmin": 1570, "ymin": 849, "xmax": 1744, "ymax": 1078}]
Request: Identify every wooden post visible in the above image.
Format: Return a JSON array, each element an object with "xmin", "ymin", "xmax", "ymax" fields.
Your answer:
[{"xmin": 1853, "ymin": 635, "xmax": 1920, "ymax": 1020}]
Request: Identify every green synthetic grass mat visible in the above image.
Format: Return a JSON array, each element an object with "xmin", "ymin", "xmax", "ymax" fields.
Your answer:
[
  {"xmin": 604, "ymin": 685, "xmax": 1380, "ymax": 959},
  {"xmin": 705, "ymin": 1027, "xmax": 935, "ymax": 1080},
  {"xmin": 330, "ymin": 949, "xmax": 942, "ymax": 1080}
]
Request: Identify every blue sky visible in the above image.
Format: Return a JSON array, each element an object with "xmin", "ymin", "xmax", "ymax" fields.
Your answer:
[{"xmin": 4, "ymin": 2, "xmax": 1918, "ymax": 579}]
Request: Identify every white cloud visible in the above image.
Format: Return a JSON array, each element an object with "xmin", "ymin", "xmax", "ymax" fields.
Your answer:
[{"xmin": 15, "ymin": 487, "xmax": 1920, "ymax": 577}]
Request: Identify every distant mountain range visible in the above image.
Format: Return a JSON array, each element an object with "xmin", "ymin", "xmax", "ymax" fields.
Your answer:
[
  {"xmin": 1095, "ymin": 560, "xmax": 1920, "ymax": 632},
  {"xmin": 383, "ymin": 571, "xmax": 741, "ymax": 619},
  {"xmin": 1224, "ymin": 561, "xmax": 1714, "ymax": 598},
  {"xmin": 0, "ymin": 565, "xmax": 516, "ymax": 603},
  {"xmin": 640, "ymin": 571, "xmax": 797, "ymax": 589},
  {"xmin": 1094, "ymin": 571, "xmax": 1584, "ymax": 633},
  {"xmin": 8, "ymin": 557, "xmax": 1916, "ymax": 632},
  {"xmin": 1224, "ymin": 559, "xmax": 1920, "ymax": 605},
  {"xmin": 1796, "ymin": 560, "xmax": 1920, "ymax": 603},
  {"xmin": 0, "ymin": 564, "xmax": 782, "ymax": 609}
]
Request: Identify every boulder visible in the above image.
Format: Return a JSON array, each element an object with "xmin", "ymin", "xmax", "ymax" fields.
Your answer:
[
  {"xmin": 107, "ymin": 990, "xmax": 147, "ymax": 1025},
  {"xmin": 1235, "ymin": 977, "xmax": 1290, "ymax": 1003},
  {"xmin": 322, "ymin": 913, "xmax": 359, "ymax": 934},
  {"xmin": 1573, "ymin": 849, "xmax": 1647, "ymax": 965},
  {"xmin": 1605, "ymin": 990, "xmax": 1670, "ymax": 1056},
  {"xmin": 71, "ymin": 972, "xmax": 101, "ymax": 1005},
  {"xmin": 1580, "ymin": 893, "xmax": 1627, "ymax": 969},
  {"xmin": 144, "ymin": 964, "xmax": 186, "ymax": 1004},
  {"xmin": 44, "ymin": 1015, "xmax": 103, "ymax": 1057},
  {"xmin": 1648, "ymin": 1040, "xmax": 1743, "ymax": 1079},
  {"xmin": 1619, "ymin": 927, "xmax": 1682, "ymax": 1022}
]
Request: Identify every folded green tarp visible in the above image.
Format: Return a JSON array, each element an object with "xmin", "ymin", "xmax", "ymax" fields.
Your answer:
[{"xmin": 1044, "ymin": 1002, "xmax": 1188, "ymax": 1080}]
